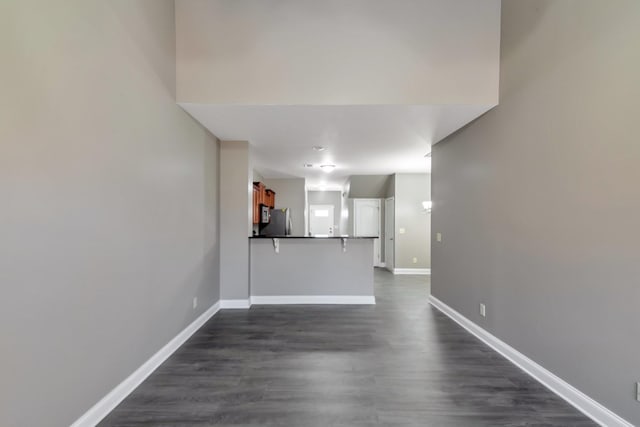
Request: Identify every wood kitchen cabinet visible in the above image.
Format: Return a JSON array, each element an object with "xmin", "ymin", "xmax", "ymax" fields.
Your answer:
[
  {"xmin": 252, "ymin": 182, "xmax": 264, "ymax": 224},
  {"xmin": 264, "ymin": 189, "xmax": 275, "ymax": 208},
  {"xmin": 252, "ymin": 182, "xmax": 275, "ymax": 224}
]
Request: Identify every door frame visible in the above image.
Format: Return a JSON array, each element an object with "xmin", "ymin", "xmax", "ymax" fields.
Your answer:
[{"xmin": 353, "ymin": 198, "xmax": 382, "ymax": 267}]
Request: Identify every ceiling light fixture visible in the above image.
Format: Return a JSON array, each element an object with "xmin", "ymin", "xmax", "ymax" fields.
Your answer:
[
  {"xmin": 313, "ymin": 146, "xmax": 326, "ymax": 152},
  {"xmin": 320, "ymin": 164, "xmax": 336, "ymax": 173}
]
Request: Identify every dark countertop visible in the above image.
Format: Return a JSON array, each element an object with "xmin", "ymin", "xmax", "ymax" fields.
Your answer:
[{"xmin": 250, "ymin": 235, "xmax": 378, "ymax": 239}]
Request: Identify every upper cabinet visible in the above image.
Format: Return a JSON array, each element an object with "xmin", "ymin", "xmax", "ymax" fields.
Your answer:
[
  {"xmin": 252, "ymin": 182, "xmax": 275, "ymax": 224},
  {"xmin": 264, "ymin": 189, "xmax": 275, "ymax": 209}
]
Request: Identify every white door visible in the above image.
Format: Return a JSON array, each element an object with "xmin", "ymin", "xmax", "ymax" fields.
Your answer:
[
  {"xmin": 385, "ymin": 197, "xmax": 395, "ymax": 272},
  {"xmin": 309, "ymin": 204, "xmax": 334, "ymax": 236},
  {"xmin": 353, "ymin": 199, "xmax": 381, "ymax": 266}
]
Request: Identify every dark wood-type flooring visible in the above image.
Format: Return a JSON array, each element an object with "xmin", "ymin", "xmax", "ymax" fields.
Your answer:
[{"xmin": 100, "ymin": 269, "xmax": 595, "ymax": 426}]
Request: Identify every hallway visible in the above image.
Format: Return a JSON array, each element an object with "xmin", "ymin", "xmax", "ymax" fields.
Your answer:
[{"xmin": 100, "ymin": 270, "xmax": 594, "ymax": 426}]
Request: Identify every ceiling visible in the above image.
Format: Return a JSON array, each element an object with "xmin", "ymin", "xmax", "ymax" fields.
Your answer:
[{"xmin": 179, "ymin": 104, "xmax": 494, "ymax": 188}]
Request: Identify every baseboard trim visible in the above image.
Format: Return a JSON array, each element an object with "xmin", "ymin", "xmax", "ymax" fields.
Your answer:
[
  {"xmin": 220, "ymin": 299, "xmax": 251, "ymax": 309},
  {"xmin": 428, "ymin": 296, "xmax": 633, "ymax": 427},
  {"xmin": 393, "ymin": 268, "xmax": 431, "ymax": 275},
  {"xmin": 70, "ymin": 301, "xmax": 221, "ymax": 427},
  {"xmin": 250, "ymin": 295, "xmax": 376, "ymax": 305}
]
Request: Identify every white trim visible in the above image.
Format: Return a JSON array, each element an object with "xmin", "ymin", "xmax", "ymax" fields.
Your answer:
[
  {"xmin": 220, "ymin": 299, "xmax": 251, "ymax": 309},
  {"xmin": 428, "ymin": 296, "xmax": 633, "ymax": 427},
  {"xmin": 378, "ymin": 262, "xmax": 386, "ymax": 268},
  {"xmin": 393, "ymin": 268, "xmax": 431, "ymax": 275},
  {"xmin": 70, "ymin": 302, "xmax": 221, "ymax": 427},
  {"xmin": 250, "ymin": 295, "xmax": 375, "ymax": 305}
]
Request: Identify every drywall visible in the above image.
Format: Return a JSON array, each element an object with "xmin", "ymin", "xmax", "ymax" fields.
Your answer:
[
  {"xmin": 176, "ymin": 0, "xmax": 500, "ymax": 105},
  {"xmin": 0, "ymin": 1, "xmax": 220, "ymax": 426},
  {"xmin": 263, "ymin": 178, "xmax": 306, "ymax": 236},
  {"xmin": 394, "ymin": 174, "xmax": 431, "ymax": 269},
  {"xmin": 253, "ymin": 169, "xmax": 265, "ymax": 183},
  {"xmin": 307, "ymin": 191, "xmax": 342, "ymax": 235},
  {"xmin": 348, "ymin": 175, "xmax": 392, "ymax": 199},
  {"xmin": 431, "ymin": 1, "xmax": 640, "ymax": 424},
  {"xmin": 250, "ymin": 238, "xmax": 374, "ymax": 298},
  {"xmin": 386, "ymin": 174, "xmax": 396, "ymax": 198},
  {"xmin": 339, "ymin": 188, "xmax": 349, "ymax": 237},
  {"xmin": 220, "ymin": 141, "xmax": 251, "ymax": 300}
]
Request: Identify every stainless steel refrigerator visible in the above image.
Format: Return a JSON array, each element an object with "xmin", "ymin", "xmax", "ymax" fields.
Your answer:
[{"xmin": 260, "ymin": 208, "xmax": 291, "ymax": 236}]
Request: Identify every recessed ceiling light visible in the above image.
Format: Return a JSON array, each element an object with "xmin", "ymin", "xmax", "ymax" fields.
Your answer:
[
  {"xmin": 303, "ymin": 163, "xmax": 314, "ymax": 168},
  {"xmin": 312, "ymin": 146, "xmax": 326, "ymax": 152},
  {"xmin": 320, "ymin": 164, "xmax": 336, "ymax": 173}
]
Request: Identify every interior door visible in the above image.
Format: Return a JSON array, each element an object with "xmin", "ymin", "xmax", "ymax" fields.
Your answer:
[
  {"xmin": 385, "ymin": 197, "xmax": 395, "ymax": 272},
  {"xmin": 309, "ymin": 204, "xmax": 334, "ymax": 236},
  {"xmin": 353, "ymin": 199, "xmax": 381, "ymax": 266}
]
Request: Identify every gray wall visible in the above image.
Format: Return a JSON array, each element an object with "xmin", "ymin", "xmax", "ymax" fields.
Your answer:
[
  {"xmin": 176, "ymin": 0, "xmax": 500, "ymax": 105},
  {"xmin": 386, "ymin": 174, "xmax": 396, "ymax": 198},
  {"xmin": 253, "ymin": 169, "xmax": 265, "ymax": 183},
  {"xmin": 394, "ymin": 174, "xmax": 431, "ymax": 269},
  {"xmin": 308, "ymin": 191, "xmax": 342, "ymax": 234},
  {"xmin": 250, "ymin": 239, "xmax": 374, "ymax": 297},
  {"xmin": 339, "ymin": 189, "xmax": 349, "ymax": 236},
  {"xmin": 263, "ymin": 178, "xmax": 306, "ymax": 236},
  {"xmin": 348, "ymin": 175, "xmax": 391, "ymax": 199},
  {"xmin": 0, "ymin": 2, "xmax": 220, "ymax": 426},
  {"xmin": 431, "ymin": 1, "xmax": 640, "ymax": 424},
  {"xmin": 220, "ymin": 141, "xmax": 251, "ymax": 300}
]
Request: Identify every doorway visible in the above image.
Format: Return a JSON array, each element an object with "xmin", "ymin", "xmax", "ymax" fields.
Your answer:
[
  {"xmin": 353, "ymin": 199, "xmax": 382, "ymax": 266},
  {"xmin": 309, "ymin": 204, "xmax": 335, "ymax": 236},
  {"xmin": 384, "ymin": 197, "xmax": 395, "ymax": 272}
]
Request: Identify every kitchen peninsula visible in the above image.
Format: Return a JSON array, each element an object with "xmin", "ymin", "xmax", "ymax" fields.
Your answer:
[{"xmin": 249, "ymin": 236, "xmax": 376, "ymax": 304}]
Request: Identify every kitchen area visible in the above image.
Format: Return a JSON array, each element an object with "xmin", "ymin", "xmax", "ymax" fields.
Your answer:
[{"xmin": 247, "ymin": 179, "xmax": 376, "ymax": 305}]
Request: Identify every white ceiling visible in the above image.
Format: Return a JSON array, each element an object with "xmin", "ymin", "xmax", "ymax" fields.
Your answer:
[{"xmin": 179, "ymin": 104, "xmax": 494, "ymax": 188}]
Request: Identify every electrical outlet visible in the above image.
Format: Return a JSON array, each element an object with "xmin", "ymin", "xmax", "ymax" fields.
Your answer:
[
  {"xmin": 480, "ymin": 303, "xmax": 486, "ymax": 317},
  {"xmin": 193, "ymin": 297, "xmax": 198, "ymax": 310},
  {"xmin": 412, "ymin": 257, "xmax": 418, "ymax": 264},
  {"xmin": 636, "ymin": 382, "xmax": 640, "ymax": 402},
  {"xmin": 436, "ymin": 232, "xmax": 442, "ymax": 242}
]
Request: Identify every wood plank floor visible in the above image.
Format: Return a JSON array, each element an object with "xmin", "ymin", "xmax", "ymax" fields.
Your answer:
[{"xmin": 99, "ymin": 269, "xmax": 595, "ymax": 426}]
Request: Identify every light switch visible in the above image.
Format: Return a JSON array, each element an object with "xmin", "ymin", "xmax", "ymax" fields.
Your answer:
[
  {"xmin": 399, "ymin": 228, "xmax": 406, "ymax": 234},
  {"xmin": 436, "ymin": 232, "xmax": 442, "ymax": 242}
]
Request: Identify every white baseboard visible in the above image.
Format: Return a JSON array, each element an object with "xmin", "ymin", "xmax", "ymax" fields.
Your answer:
[
  {"xmin": 70, "ymin": 301, "xmax": 221, "ymax": 427},
  {"xmin": 428, "ymin": 296, "xmax": 633, "ymax": 427},
  {"xmin": 393, "ymin": 268, "xmax": 431, "ymax": 275},
  {"xmin": 250, "ymin": 295, "xmax": 375, "ymax": 305},
  {"xmin": 220, "ymin": 299, "xmax": 251, "ymax": 309}
]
